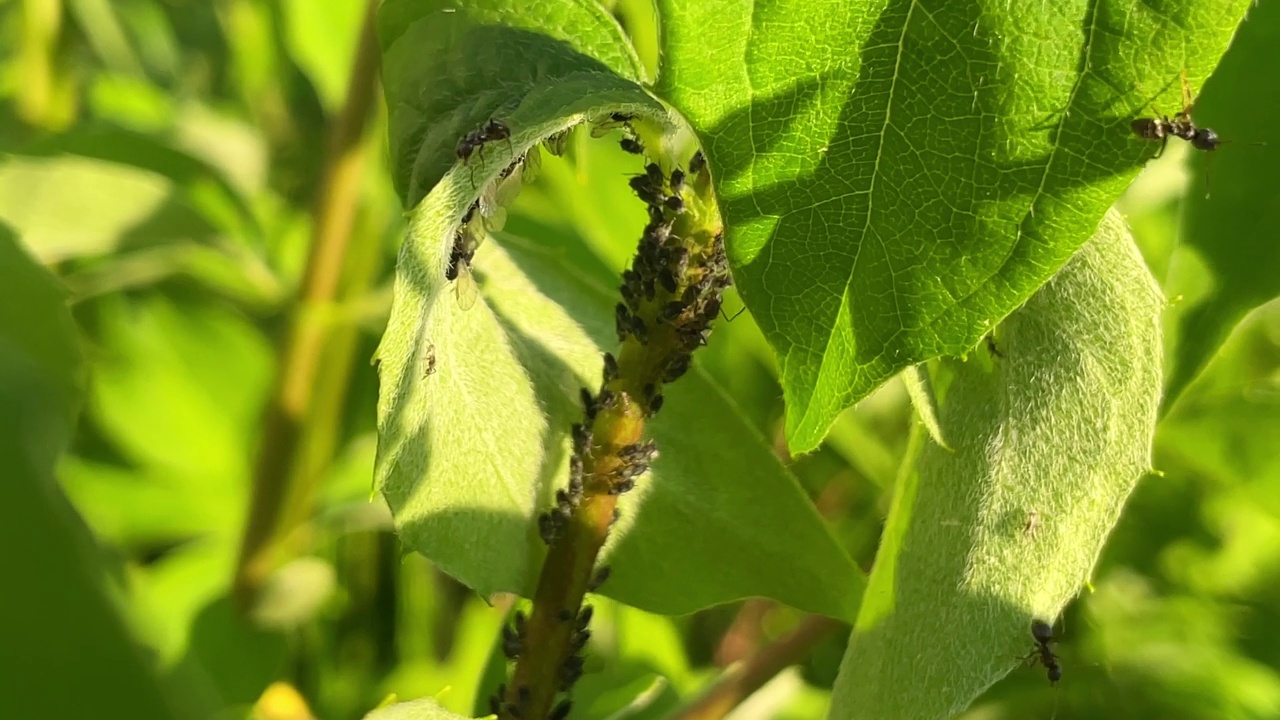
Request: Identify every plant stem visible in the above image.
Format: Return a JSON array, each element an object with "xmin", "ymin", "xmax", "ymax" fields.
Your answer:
[
  {"xmin": 233, "ymin": 0, "xmax": 383, "ymax": 611},
  {"xmin": 672, "ymin": 615, "xmax": 844, "ymax": 720}
]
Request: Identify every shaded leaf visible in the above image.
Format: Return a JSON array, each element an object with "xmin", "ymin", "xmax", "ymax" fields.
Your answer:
[
  {"xmin": 1165, "ymin": 0, "xmax": 1280, "ymax": 407},
  {"xmin": 656, "ymin": 0, "xmax": 1249, "ymax": 451},
  {"xmin": 0, "ymin": 225, "xmax": 188, "ymax": 720},
  {"xmin": 828, "ymin": 211, "xmax": 1163, "ymax": 719}
]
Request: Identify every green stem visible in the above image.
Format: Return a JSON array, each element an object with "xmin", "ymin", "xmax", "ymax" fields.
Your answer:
[{"xmin": 233, "ymin": 0, "xmax": 383, "ymax": 611}]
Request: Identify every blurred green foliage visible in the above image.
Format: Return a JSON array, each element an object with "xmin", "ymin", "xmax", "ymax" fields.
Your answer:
[{"xmin": 0, "ymin": 1, "xmax": 1277, "ymax": 720}]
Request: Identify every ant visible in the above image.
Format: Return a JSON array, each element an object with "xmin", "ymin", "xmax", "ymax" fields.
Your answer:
[
  {"xmin": 1023, "ymin": 619, "xmax": 1062, "ymax": 684},
  {"xmin": 455, "ymin": 118, "xmax": 512, "ymax": 183},
  {"xmin": 1131, "ymin": 70, "xmax": 1219, "ymax": 158}
]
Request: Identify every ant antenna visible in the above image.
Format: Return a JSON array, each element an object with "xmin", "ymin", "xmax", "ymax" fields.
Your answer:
[{"xmin": 720, "ymin": 306, "xmax": 746, "ymax": 323}]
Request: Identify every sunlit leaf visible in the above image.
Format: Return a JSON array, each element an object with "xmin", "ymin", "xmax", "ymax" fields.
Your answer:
[{"xmin": 657, "ymin": 0, "xmax": 1250, "ymax": 452}]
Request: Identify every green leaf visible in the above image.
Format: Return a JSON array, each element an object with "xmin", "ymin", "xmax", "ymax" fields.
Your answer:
[
  {"xmin": 378, "ymin": 0, "xmax": 656, "ymax": 209},
  {"xmin": 0, "ymin": 225, "xmax": 187, "ymax": 720},
  {"xmin": 281, "ymin": 0, "xmax": 367, "ymax": 111},
  {"xmin": 375, "ymin": 212, "xmax": 862, "ymax": 617},
  {"xmin": 656, "ymin": 0, "xmax": 1249, "ymax": 452},
  {"xmin": 828, "ymin": 211, "xmax": 1163, "ymax": 720},
  {"xmin": 362, "ymin": 697, "xmax": 474, "ymax": 720},
  {"xmin": 1164, "ymin": 0, "xmax": 1280, "ymax": 407}
]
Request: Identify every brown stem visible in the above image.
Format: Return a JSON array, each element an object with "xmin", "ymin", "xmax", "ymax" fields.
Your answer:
[
  {"xmin": 233, "ymin": 0, "xmax": 383, "ymax": 611},
  {"xmin": 495, "ymin": 142, "xmax": 726, "ymax": 720},
  {"xmin": 672, "ymin": 615, "xmax": 844, "ymax": 720}
]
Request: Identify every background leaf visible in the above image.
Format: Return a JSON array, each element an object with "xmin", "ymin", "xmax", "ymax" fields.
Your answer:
[
  {"xmin": 656, "ymin": 0, "xmax": 1250, "ymax": 451},
  {"xmin": 1164, "ymin": 0, "xmax": 1280, "ymax": 407},
  {"xmin": 0, "ymin": 224, "xmax": 189, "ymax": 720},
  {"xmin": 829, "ymin": 211, "xmax": 1163, "ymax": 720}
]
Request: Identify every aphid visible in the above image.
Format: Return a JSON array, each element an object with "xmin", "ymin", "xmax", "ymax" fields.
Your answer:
[
  {"xmin": 591, "ymin": 111, "xmax": 636, "ymax": 137},
  {"xmin": 1023, "ymin": 509, "xmax": 1040, "ymax": 537},
  {"xmin": 658, "ymin": 269, "xmax": 679, "ymax": 294},
  {"xmin": 571, "ymin": 423, "xmax": 592, "ymax": 455},
  {"xmin": 514, "ymin": 610, "xmax": 527, "ymax": 635},
  {"xmin": 619, "ymin": 136, "xmax": 644, "ymax": 154},
  {"xmin": 663, "ymin": 354, "xmax": 691, "ymax": 383},
  {"xmin": 690, "ymin": 150, "xmax": 706, "ymax": 175},
  {"xmin": 589, "ymin": 566, "xmax": 611, "ymax": 592},
  {"xmin": 576, "ymin": 605, "xmax": 593, "ymax": 630},
  {"xmin": 602, "ymin": 352, "xmax": 619, "ymax": 383},
  {"xmin": 668, "ymin": 246, "xmax": 690, "ymax": 279},
  {"xmin": 670, "ymin": 168, "xmax": 686, "ymax": 193},
  {"xmin": 556, "ymin": 608, "xmax": 574, "ymax": 622},
  {"xmin": 609, "ymin": 478, "xmax": 636, "ymax": 495},
  {"xmin": 538, "ymin": 512, "xmax": 559, "ymax": 545},
  {"xmin": 618, "ymin": 440, "xmax": 657, "ymax": 463},
  {"xmin": 629, "ymin": 174, "xmax": 664, "ymax": 206},
  {"xmin": 664, "ymin": 194, "xmax": 685, "ymax": 213},
  {"xmin": 445, "ymin": 225, "xmax": 481, "ymax": 310},
  {"xmin": 660, "ymin": 301, "xmax": 687, "ymax": 323},
  {"xmin": 615, "ymin": 302, "xmax": 633, "ymax": 337},
  {"xmin": 488, "ymin": 686, "xmax": 507, "ymax": 716},
  {"xmin": 581, "ymin": 387, "xmax": 598, "ymax": 420},
  {"xmin": 549, "ymin": 700, "xmax": 572, "ymax": 720},
  {"xmin": 570, "ymin": 628, "xmax": 591, "ymax": 652},
  {"xmin": 631, "ymin": 315, "xmax": 649, "ymax": 343},
  {"xmin": 1131, "ymin": 69, "xmax": 1220, "ymax": 158},
  {"xmin": 559, "ymin": 654, "xmax": 585, "ymax": 690},
  {"xmin": 544, "ymin": 129, "xmax": 571, "ymax": 157},
  {"xmin": 504, "ymin": 701, "xmax": 523, "ymax": 719},
  {"xmin": 1023, "ymin": 619, "xmax": 1062, "ymax": 685},
  {"xmin": 501, "ymin": 623, "xmax": 522, "ymax": 659},
  {"xmin": 421, "ymin": 343, "xmax": 436, "ymax": 376},
  {"xmin": 647, "ymin": 392, "xmax": 664, "ymax": 416}
]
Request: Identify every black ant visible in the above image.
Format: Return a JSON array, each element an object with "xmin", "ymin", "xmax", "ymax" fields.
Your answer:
[
  {"xmin": 455, "ymin": 118, "xmax": 512, "ymax": 183},
  {"xmin": 1131, "ymin": 70, "xmax": 1219, "ymax": 158},
  {"xmin": 1023, "ymin": 619, "xmax": 1062, "ymax": 684}
]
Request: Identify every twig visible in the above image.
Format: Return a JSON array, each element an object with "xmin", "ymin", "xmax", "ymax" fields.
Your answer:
[
  {"xmin": 672, "ymin": 615, "xmax": 844, "ymax": 720},
  {"xmin": 233, "ymin": 0, "xmax": 383, "ymax": 610}
]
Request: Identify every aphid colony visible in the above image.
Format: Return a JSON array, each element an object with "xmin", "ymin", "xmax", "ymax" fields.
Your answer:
[
  {"xmin": 488, "ymin": 605, "xmax": 593, "ymax": 720},
  {"xmin": 460, "ymin": 111, "xmax": 731, "ymax": 720}
]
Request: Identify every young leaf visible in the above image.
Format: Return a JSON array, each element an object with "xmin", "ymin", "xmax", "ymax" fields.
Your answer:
[
  {"xmin": 378, "ymin": 0, "xmax": 659, "ymax": 210},
  {"xmin": 656, "ymin": 0, "xmax": 1250, "ymax": 452},
  {"xmin": 828, "ymin": 210, "xmax": 1163, "ymax": 720},
  {"xmin": 375, "ymin": 226, "xmax": 863, "ymax": 618},
  {"xmin": 1165, "ymin": 0, "xmax": 1280, "ymax": 408}
]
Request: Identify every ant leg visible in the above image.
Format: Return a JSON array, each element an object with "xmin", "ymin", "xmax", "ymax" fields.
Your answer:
[
  {"xmin": 1154, "ymin": 134, "xmax": 1169, "ymax": 159},
  {"xmin": 720, "ymin": 306, "xmax": 746, "ymax": 322}
]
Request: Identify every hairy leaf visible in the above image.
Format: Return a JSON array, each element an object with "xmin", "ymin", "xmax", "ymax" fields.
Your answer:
[
  {"xmin": 379, "ymin": 0, "xmax": 656, "ymax": 210},
  {"xmin": 828, "ymin": 211, "xmax": 1162, "ymax": 720},
  {"xmin": 657, "ymin": 0, "xmax": 1250, "ymax": 451},
  {"xmin": 1165, "ymin": 1, "xmax": 1280, "ymax": 407}
]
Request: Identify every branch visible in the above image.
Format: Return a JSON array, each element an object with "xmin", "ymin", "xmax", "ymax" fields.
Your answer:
[
  {"xmin": 672, "ymin": 615, "xmax": 844, "ymax": 720},
  {"xmin": 233, "ymin": 0, "xmax": 383, "ymax": 610}
]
